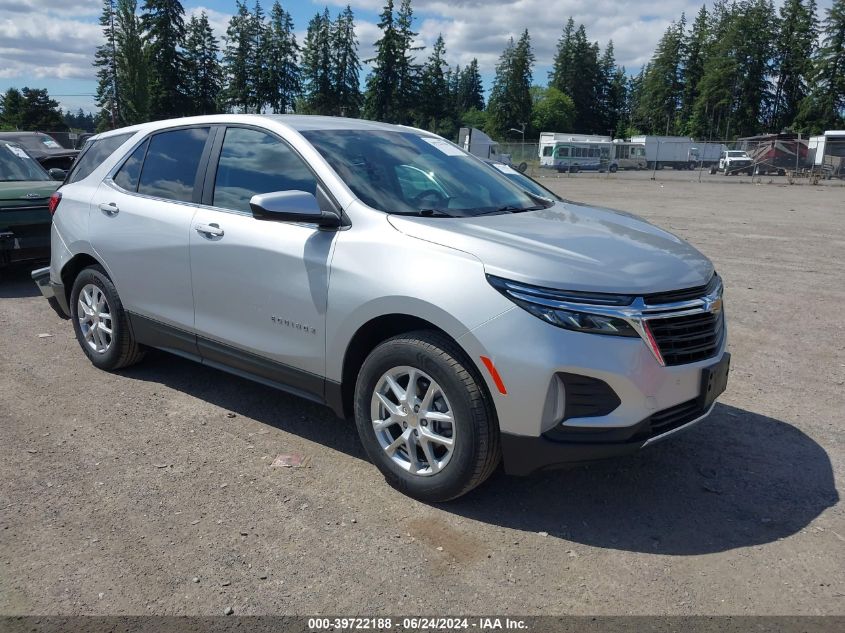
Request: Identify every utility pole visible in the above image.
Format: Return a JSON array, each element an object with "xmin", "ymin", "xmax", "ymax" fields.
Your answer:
[{"xmin": 509, "ymin": 123, "xmax": 526, "ymax": 161}]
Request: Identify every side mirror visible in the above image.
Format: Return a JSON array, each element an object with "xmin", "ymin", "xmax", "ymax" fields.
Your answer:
[
  {"xmin": 249, "ymin": 190, "xmax": 340, "ymax": 228},
  {"xmin": 48, "ymin": 168, "xmax": 67, "ymax": 181}
]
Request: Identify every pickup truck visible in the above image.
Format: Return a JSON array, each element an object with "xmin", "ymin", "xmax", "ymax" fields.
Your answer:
[
  {"xmin": 711, "ymin": 150, "xmax": 754, "ymax": 176},
  {"xmin": 0, "ymin": 141, "xmax": 63, "ymax": 269}
]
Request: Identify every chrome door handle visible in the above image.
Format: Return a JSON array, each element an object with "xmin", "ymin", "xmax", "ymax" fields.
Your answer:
[
  {"xmin": 195, "ymin": 223, "xmax": 224, "ymax": 237},
  {"xmin": 99, "ymin": 202, "xmax": 119, "ymax": 216}
]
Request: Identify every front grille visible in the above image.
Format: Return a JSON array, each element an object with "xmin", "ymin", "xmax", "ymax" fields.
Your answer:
[
  {"xmin": 644, "ymin": 274, "xmax": 719, "ymax": 305},
  {"xmin": 648, "ymin": 310, "xmax": 724, "ymax": 366},
  {"xmin": 646, "ymin": 398, "xmax": 705, "ymax": 437}
]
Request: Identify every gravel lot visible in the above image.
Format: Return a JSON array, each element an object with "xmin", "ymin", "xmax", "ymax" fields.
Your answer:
[{"xmin": 1, "ymin": 173, "xmax": 843, "ymax": 616}]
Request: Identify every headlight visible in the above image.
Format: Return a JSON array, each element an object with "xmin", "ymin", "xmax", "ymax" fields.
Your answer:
[{"xmin": 488, "ymin": 275, "xmax": 639, "ymax": 337}]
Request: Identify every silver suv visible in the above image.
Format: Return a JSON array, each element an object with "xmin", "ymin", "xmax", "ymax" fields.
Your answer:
[{"xmin": 33, "ymin": 115, "xmax": 729, "ymax": 501}]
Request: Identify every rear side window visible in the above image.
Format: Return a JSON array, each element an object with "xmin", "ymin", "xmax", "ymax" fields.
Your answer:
[
  {"xmin": 138, "ymin": 128, "xmax": 209, "ymax": 202},
  {"xmin": 113, "ymin": 139, "xmax": 149, "ymax": 192},
  {"xmin": 67, "ymin": 132, "xmax": 133, "ymax": 184},
  {"xmin": 212, "ymin": 127, "xmax": 317, "ymax": 212}
]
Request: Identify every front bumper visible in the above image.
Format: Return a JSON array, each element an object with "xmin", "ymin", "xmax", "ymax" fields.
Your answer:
[
  {"xmin": 458, "ymin": 303, "xmax": 729, "ymax": 474},
  {"xmin": 501, "ymin": 399, "xmax": 717, "ymax": 475}
]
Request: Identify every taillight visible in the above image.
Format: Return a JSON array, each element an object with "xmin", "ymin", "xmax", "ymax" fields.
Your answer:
[{"xmin": 48, "ymin": 191, "xmax": 62, "ymax": 216}]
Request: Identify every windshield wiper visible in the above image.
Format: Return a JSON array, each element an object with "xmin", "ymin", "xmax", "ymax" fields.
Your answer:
[
  {"xmin": 476, "ymin": 204, "xmax": 545, "ymax": 216},
  {"xmin": 392, "ymin": 208, "xmax": 456, "ymax": 218}
]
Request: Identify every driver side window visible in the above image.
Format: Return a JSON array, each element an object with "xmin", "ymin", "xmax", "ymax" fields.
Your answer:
[{"xmin": 213, "ymin": 127, "xmax": 318, "ymax": 213}]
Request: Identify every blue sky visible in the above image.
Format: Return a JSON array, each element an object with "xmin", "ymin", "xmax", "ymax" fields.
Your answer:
[{"xmin": 0, "ymin": 0, "xmax": 833, "ymax": 114}]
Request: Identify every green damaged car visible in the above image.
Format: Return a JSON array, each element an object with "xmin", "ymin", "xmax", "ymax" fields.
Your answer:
[{"xmin": 1, "ymin": 141, "xmax": 64, "ymax": 269}]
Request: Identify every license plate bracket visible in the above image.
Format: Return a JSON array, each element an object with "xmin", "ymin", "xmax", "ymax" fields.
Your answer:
[{"xmin": 699, "ymin": 352, "xmax": 730, "ymax": 410}]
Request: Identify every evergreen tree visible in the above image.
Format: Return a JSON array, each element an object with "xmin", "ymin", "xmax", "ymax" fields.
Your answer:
[
  {"xmin": 250, "ymin": 0, "xmax": 269, "ymax": 112},
  {"xmin": 549, "ymin": 18, "xmax": 576, "ymax": 100},
  {"xmin": 301, "ymin": 8, "xmax": 334, "ymax": 114},
  {"xmin": 550, "ymin": 20, "xmax": 602, "ymax": 132},
  {"xmin": 1, "ymin": 88, "xmax": 65, "ymax": 130},
  {"xmin": 20, "ymin": 88, "xmax": 66, "ymax": 130},
  {"xmin": 264, "ymin": 1, "xmax": 301, "ymax": 114},
  {"xmin": 63, "ymin": 109, "xmax": 97, "ymax": 132},
  {"xmin": 637, "ymin": 17, "xmax": 685, "ymax": 135},
  {"xmin": 332, "ymin": 5, "xmax": 362, "ymax": 117},
  {"xmin": 797, "ymin": 0, "xmax": 845, "ymax": 131},
  {"xmin": 223, "ymin": 1, "xmax": 255, "ymax": 112},
  {"xmin": 94, "ymin": 0, "xmax": 120, "ymax": 128},
  {"xmin": 364, "ymin": 0, "xmax": 403, "ymax": 122},
  {"xmin": 458, "ymin": 59, "xmax": 485, "ymax": 112},
  {"xmin": 418, "ymin": 34, "xmax": 449, "ymax": 132},
  {"xmin": 626, "ymin": 67, "xmax": 646, "ymax": 135},
  {"xmin": 691, "ymin": 0, "xmax": 778, "ymax": 139},
  {"xmin": 689, "ymin": 2, "xmax": 738, "ymax": 138},
  {"xmin": 115, "ymin": 0, "xmax": 149, "ymax": 125},
  {"xmin": 486, "ymin": 30, "xmax": 534, "ymax": 139},
  {"xmin": 184, "ymin": 12, "xmax": 222, "ymax": 115},
  {"xmin": 772, "ymin": 0, "xmax": 818, "ymax": 131},
  {"xmin": 141, "ymin": 0, "xmax": 186, "ymax": 119},
  {"xmin": 597, "ymin": 41, "xmax": 626, "ymax": 135},
  {"xmin": 395, "ymin": 0, "xmax": 423, "ymax": 124},
  {"xmin": 734, "ymin": 0, "xmax": 777, "ymax": 136},
  {"xmin": 0, "ymin": 88, "xmax": 25, "ymax": 129},
  {"xmin": 680, "ymin": 6, "xmax": 709, "ymax": 133}
]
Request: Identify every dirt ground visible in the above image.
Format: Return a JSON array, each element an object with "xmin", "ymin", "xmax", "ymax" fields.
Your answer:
[{"xmin": 1, "ymin": 173, "xmax": 843, "ymax": 616}]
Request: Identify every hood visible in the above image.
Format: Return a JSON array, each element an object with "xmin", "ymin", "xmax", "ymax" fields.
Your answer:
[
  {"xmin": 387, "ymin": 201, "xmax": 714, "ymax": 295},
  {"xmin": 0, "ymin": 180, "xmax": 59, "ymax": 205}
]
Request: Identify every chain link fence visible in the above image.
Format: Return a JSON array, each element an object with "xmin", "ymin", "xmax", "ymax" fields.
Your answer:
[{"xmin": 494, "ymin": 136, "xmax": 845, "ymax": 186}]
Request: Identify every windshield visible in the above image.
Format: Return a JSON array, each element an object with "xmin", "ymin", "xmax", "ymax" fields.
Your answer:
[
  {"xmin": 13, "ymin": 134, "xmax": 63, "ymax": 150},
  {"xmin": 727, "ymin": 151, "xmax": 747, "ymax": 157},
  {"xmin": 490, "ymin": 163, "xmax": 562, "ymax": 201},
  {"xmin": 0, "ymin": 143, "xmax": 50, "ymax": 182},
  {"xmin": 302, "ymin": 130, "xmax": 547, "ymax": 217}
]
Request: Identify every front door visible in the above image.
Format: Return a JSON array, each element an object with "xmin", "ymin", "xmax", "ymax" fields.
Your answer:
[{"xmin": 189, "ymin": 126, "xmax": 335, "ymax": 397}]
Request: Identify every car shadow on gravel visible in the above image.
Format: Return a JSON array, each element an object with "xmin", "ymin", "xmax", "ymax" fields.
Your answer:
[
  {"xmin": 0, "ymin": 264, "xmax": 42, "ymax": 298},
  {"xmin": 122, "ymin": 350, "xmax": 368, "ymax": 461},
  {"xmin": 444, "ymin": 403, "xmax": 838, "ymax": 555},
  {"xmin": 120, "ymin": 352, "xmax": 837, "ymax": 555}
]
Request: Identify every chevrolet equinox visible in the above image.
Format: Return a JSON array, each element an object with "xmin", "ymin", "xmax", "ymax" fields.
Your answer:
[{"xmin": 33, "ymin": 115, "xmax": 730, "ymax": 501}]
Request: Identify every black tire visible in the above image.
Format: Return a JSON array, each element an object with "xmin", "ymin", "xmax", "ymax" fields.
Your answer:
[
  {"xmin": 608, "ymin": 164, "xmax": 618, "ymax": 173},
  {"xmin": 70, "ymin": 265, "xmax": 145, "ymax": 371},
  {"xmin": 354, "ymin": 331, "xmax": 500, "ymax": 502}
]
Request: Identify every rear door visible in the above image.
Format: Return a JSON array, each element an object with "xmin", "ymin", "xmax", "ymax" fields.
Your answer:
[
  {"xmin": 89, "ymin": 126, "xmax": 213, "ymax": 334},
  {"xmin": 189, "ymin": 125, "xmax": 337, "ymax": 395}
]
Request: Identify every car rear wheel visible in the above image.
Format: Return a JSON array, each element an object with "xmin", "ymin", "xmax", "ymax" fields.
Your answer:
[
  {"xmin": 70, "ymin": 265, "xmax": 144, "ymax": 371},
  {"xmin": 354, "ymin": 331, "xmax": 500, "ymax": 502}
]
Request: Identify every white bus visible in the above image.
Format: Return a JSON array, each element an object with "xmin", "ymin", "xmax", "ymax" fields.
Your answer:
[
  {"xmin": 539, "ymin": 133, "xmax": 647, "ymax": 172},
  {"xmin": 539, "ymin": 133, "xmax": 610, "ymax": 172}
]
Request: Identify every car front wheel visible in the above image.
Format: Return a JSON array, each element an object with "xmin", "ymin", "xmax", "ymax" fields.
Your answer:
[
  {"xmin": 70, "ymin": 265, "xmax": 145, "ymax": 371},
  {"xmin": 354, "ymin": 331, "xmax": 500, "ymax": 502}
]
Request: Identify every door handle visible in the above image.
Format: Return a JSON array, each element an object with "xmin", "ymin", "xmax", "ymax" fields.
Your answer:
[
  {"xmin": 195, "ymin": 223, "xmax": 224, "ymax": 238},
  {"xmin": 99, "ymin": 202, "xmax": 119, "ymax": 216}
]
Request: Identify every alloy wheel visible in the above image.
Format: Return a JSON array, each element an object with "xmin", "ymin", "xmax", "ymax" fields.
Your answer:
[
  {"xmin": 77, "ymin": 283, "xmax": 113, "ymax": 354},
  {"xmin": 370, "ymin": 366, "xmax": 456, "ymax": 476}
]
